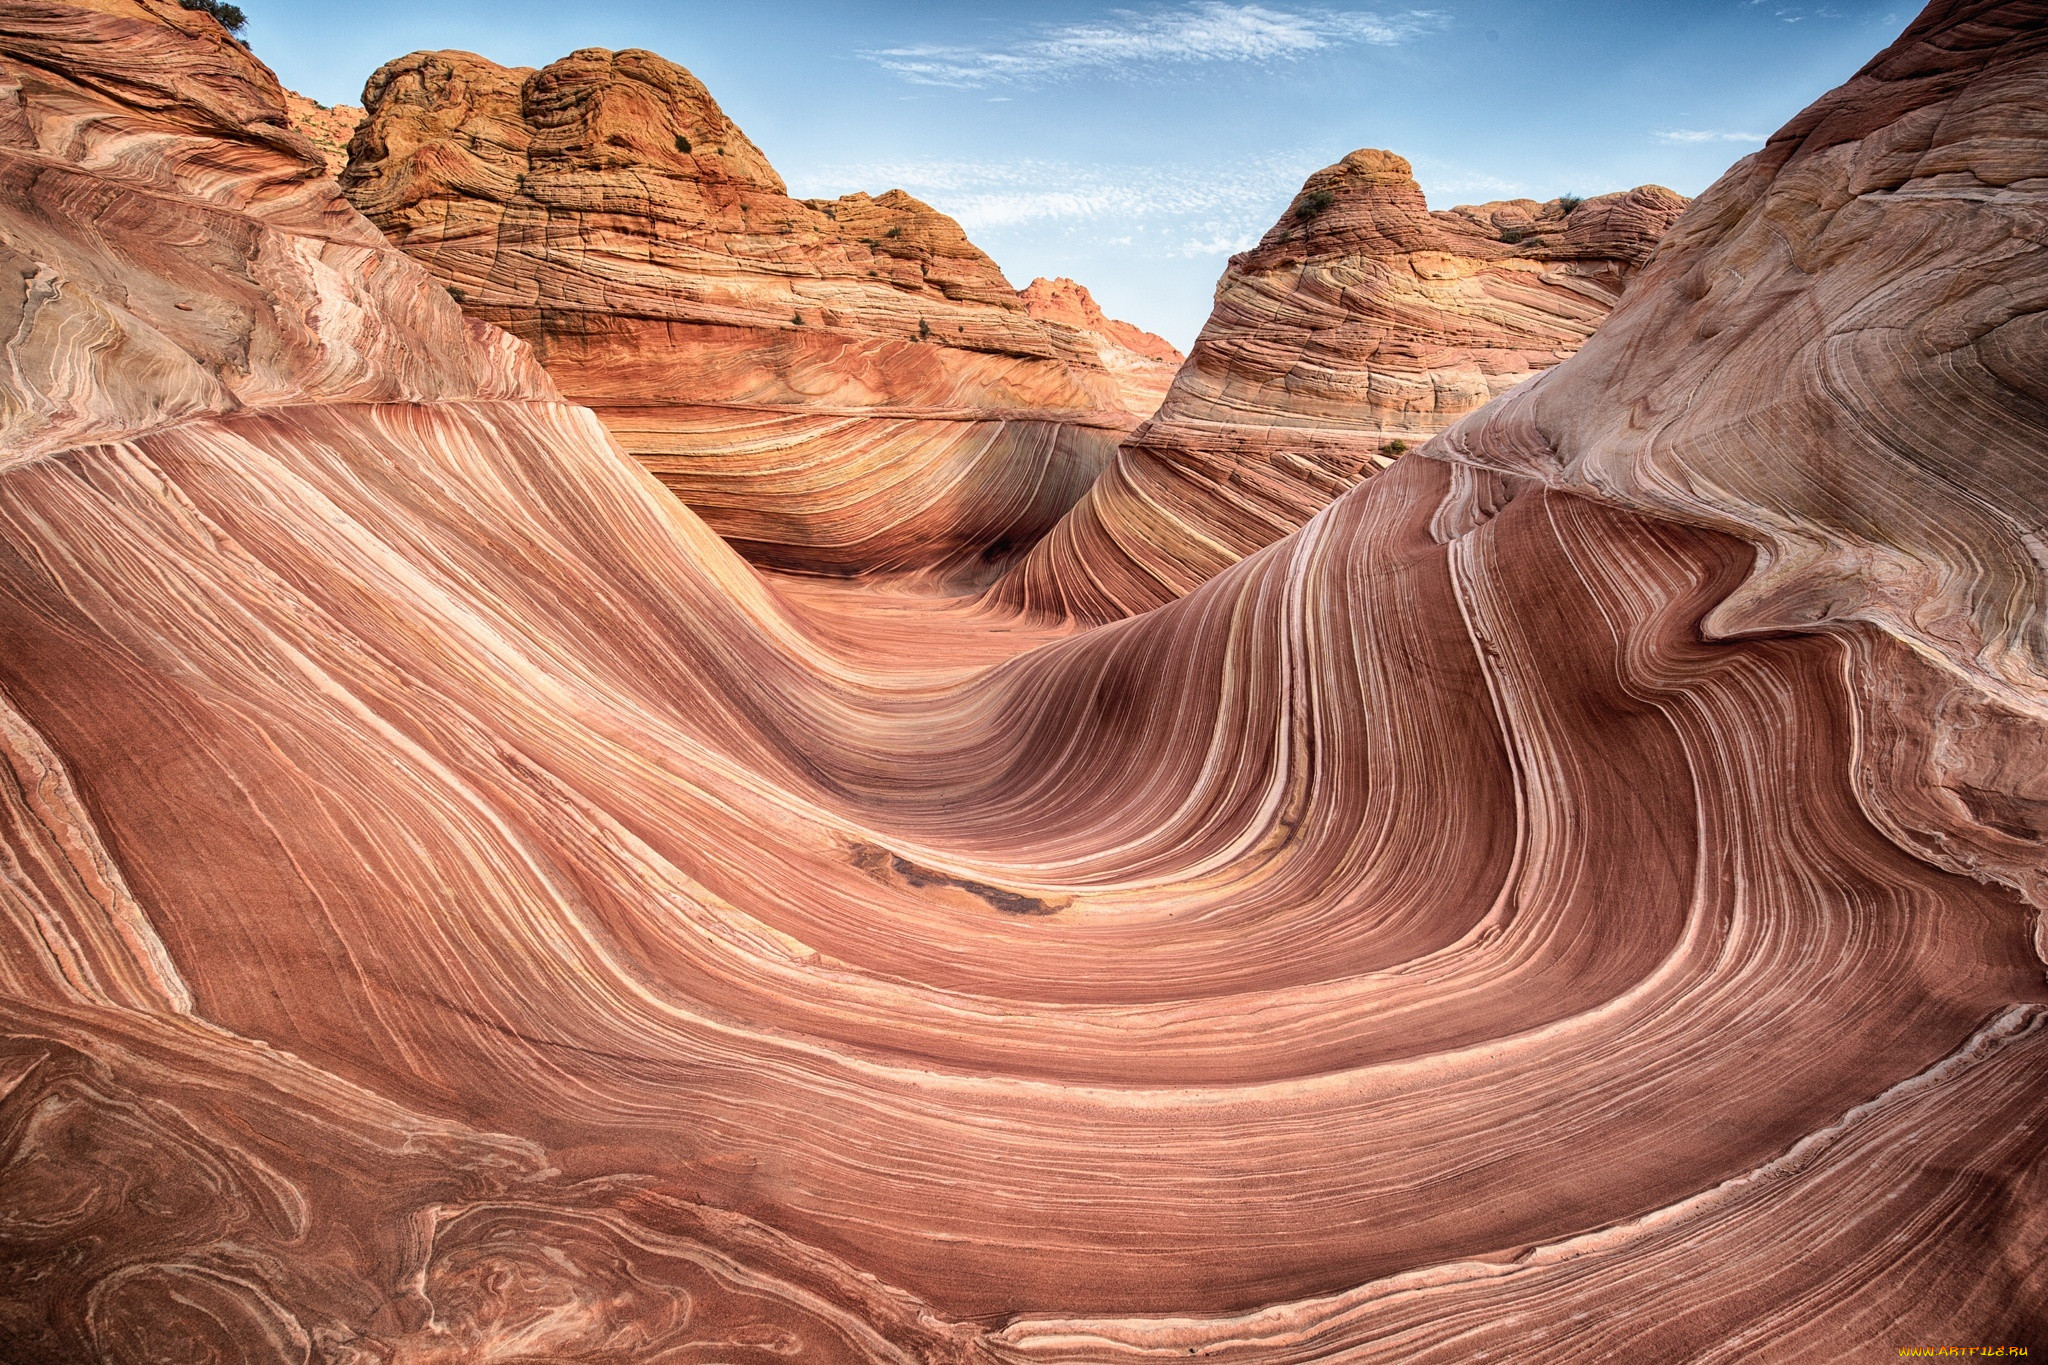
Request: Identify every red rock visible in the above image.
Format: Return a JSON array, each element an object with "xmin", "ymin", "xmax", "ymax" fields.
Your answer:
[
  {"xmin": 0, "ymin": 0, "xmax": 548, "ymax": 476},
  {"xmin": 995, "ymin": 152, "xmax": 1689, "ymax": 620},
  {"xmin": 341, "ymin": 47, "xmax": 1136, "ymax": 583},
  {"xmin": 1020, "ymin": 275, "xmax": 1184, "ymax": 419},
  {"xmin": 0, "ymin": 0, "xmax": 2042, "ymax": 1359},
  {"xmin": 281, "ymin": 88, "xmax": 362, "ymax": 176}
]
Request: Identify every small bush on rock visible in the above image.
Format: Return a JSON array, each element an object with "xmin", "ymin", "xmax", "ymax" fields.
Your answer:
[
  {"xmin": 674, "ymin": 134, "xmax": 693, "ymax": 153},
  {"xmin": 1294, "ymin": 189, "xmax": 1335, "ymax": 221}
]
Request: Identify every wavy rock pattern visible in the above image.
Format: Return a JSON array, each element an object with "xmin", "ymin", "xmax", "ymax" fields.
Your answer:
[
  {"xmin": 998, "ymin": 152, "xmax": 1689, "ymax": 619},
  {"xmin": 0, "ymin": 0, "xmax": 2044, "ymax": 1361},
  {"xmin": 340, "ymin": 47, "xmax": 1154, "ymax": 583}
]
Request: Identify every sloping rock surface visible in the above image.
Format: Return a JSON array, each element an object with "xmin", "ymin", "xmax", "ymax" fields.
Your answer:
[
  {"xmin": 996, "ymin": 151, "xmax": 1689, "ymax": 619},
  {"xmin": 341, "ymin": 47, "xmax": 1142, "ymax": 583},
  {"xmin": 1020, "ymin": 274, "xmax": 1184, "ymax": 419},
  {"xmin": 282, "ymin": 88, "xmax": 362, "ymax": 175},
  {"xmin": 0, "ymin": 1, "xmax": 2043, "ymax": 1361}
]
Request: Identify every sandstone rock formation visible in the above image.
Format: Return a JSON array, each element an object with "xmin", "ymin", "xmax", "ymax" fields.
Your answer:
[
  {"xmin": 0, "ymin": 2, "xmax": 548, "ymax": 475},
  {"xmin": 340, "ymin": 47, "xmax": 1144, "ymax": 583},
  {"xmin": 996, "ymin": 152, "xmax": 1689, "ymax": 619},
  {"xmin": 282, "ymin": 89, "xmax": 362, "ymax": 176},
  {"xmin": 1, "ymin": 0, "xmax": 2045, "ymax": 1360},
  {"xmin": 1020, "ymin": 275, "xmax": 1184, "ymax": 419}
]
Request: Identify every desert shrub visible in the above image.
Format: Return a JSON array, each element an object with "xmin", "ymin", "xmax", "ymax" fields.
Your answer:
[
  {"xmin": 1498, "ymin": 226, "xmax": 1532, "ymax": 245},
  {"xmin": 445, "ymin": 284, "xmax": 467, "ymax": 304},
  {"xmin": 918, "ymin": 318, "xmax": 932, "ymax": 340},
  {"xmin": 1293, "ymin": 189, "xmax": 1335, "ymax": 221},
  {"xmin": 885, "ymin": 226, "xmax": 903, "ymax": 238},
  {"xmin": 674, "ymin": 134, "xmax": 692, "ymax": 153},
  {"xmin": 1380, "ymin": 439, "xmax": 1409, "ymax": 457},
  {"xmin": 791, "ymin": 309, "xmax": 803, "ymax": 325},
  {"xmin": 1556, "ymin": 194, "xmax": 1583, "ymax": 213},
  {"xmin": 179, "ymin": 0, "xmax": 247, "ymax": 34}
]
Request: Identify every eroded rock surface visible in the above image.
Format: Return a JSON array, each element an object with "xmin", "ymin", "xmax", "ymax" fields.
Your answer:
[
  {"xmin": 0, "ymin": 1, "xmax": 2044, "ymax": 1361},
  {"xmin": 1020, "ymin": 274, "xmax": 1184, "ymax": 420},
  {"xmin": 282, "ymin": 89, "xmax": 362, "ymax": 176},
  {"xmin": 997, "ymin": 151, "xmax": 1689, "ymax": 619},
  {"xmin": 340, "ymin": 47, "xmax": 1147, "ymax": 583}
]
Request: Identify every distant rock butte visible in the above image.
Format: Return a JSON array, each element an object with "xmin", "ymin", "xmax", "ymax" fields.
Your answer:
[
  {"xmin": 281, "ymin": 89, "xmax": 363, "ymax": 176},
  {"xmin": 995, "ymin": 149, "xmax": 1689, "ymax": 620},
  {"xmin": 1020, "ymin": 275, "xmax": 1184, "ymax": 419},
  {"xmin": 341, "ymin": 47, "xmax": 1161, "ymax": 583}
]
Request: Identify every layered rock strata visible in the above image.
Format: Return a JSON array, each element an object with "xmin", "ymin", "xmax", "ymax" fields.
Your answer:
[
  {"xmin": 997, "ymin": 152, "xmax": 1689, "ymax": 619},
  {"xmin": 0, "ymin": 0, "xmax": 2044, "ymax": 1360},
  {"xmin": 341, "ymin": 47, "xmax": 1146, "ymax": 583},
  {"xmin": 1019, "ymin": 275, "xmax": 1184, "ymax": 419},
  {"xmin": 282, "ymin": 89, "xmax": 362, "ymax": 176}
]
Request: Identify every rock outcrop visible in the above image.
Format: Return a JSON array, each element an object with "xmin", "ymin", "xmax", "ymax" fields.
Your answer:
[
  {"xmin": 282, "ymin": 89, "xmax": 362, "ymax": 176},
  {"xmin": 1020, "ymin": 275, "xmax": 1184, "ymax": 419},
  {"xmin": 0, "ymin": 1, "xmax": 548, "ymax": 476},
  {"xmin": 340, "ymin": 47, "xmax": 1144, "ymax": 583},
  {"xmin": 996, "ymin": 151, "xmax": 1689, "ymax": 619},
  {"xmin": 1, "ymin": 0, "xmax": 2044, "ymax": 1361}
]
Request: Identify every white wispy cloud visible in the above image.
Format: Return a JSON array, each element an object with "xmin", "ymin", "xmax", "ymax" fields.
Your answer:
[
  {"xmin": 1169, "ymin": 230, "xmax": 1264, "ymax": 257},
  {"xmin": 863, "ymin": 2, "xmax": 1443, "ymax": 88},
  {"xmin": 795, "ymin": 152, "xmax": 1328, "ymax": 256},
  {"xmin": 1655, "ymin": 129, "xmax": 1768, "ymax": 144},
  {"xmin": 1410, "ymin": 167, "xmax": 1530, "ymax": 198},
  {"xmin": 790, "ymin": 154, "xmax": 1318, "ymax": 237},
  {"xmin": 1749, "ymin": 2, "xmax": 1851, "ymax": 20}
]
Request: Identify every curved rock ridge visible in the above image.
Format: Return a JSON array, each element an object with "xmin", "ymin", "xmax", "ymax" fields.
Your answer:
[
  {"xmin": 1, "ymin": 1, "xmax": 2046, "ymax": 1361},
  {"xmin": 340, "ymin": 46, "xmax": 1149, "ymax": 583},
  {"xmin": 1020, "ymin": 275, "xmax": 1185, "ymax": 419},
  {"xmin": 1429, "ymin": 0, "xmax": 2048, "ymax": 914},
  {"xmin": 995, "ymin": 150, "xmax": 1689, "ymax": 620}
]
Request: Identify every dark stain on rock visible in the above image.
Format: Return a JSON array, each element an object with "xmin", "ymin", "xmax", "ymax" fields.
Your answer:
[{"xmin": 848, "ymin": 841, "xmax": 1065, "ymax": 916}]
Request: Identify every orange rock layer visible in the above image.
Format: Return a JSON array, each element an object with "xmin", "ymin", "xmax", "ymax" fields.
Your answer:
[
  {"xmin": 996, "ymin": 152, "xmax": 1689, "ymax": 619},
  {"xmin": 1020, "ymin": 275, "xmax": 1184, "ymax": 419},
  {"xmin": 282, "ymin": 88, "xmax": 362, "ymax": 176},
  {"xmin": 0, "ymin": 0, "xmax": 2043, "ymax": 1360},
  {"xmin": 341, "ymin": 47, "xmax": 1159, "ymax": 583}
]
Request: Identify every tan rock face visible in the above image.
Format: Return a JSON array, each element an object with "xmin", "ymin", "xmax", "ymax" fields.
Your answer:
[
  {"xmin": 1020, "ymin": 275, "xmax": 1185, "ymax": 418},
  {"xmin": 281, "ymin": 88, "xmax": 362, "ymax": 176},
  {"xmin": 995, "ymin": 149, "xmax": 1689, "ymax": 619},
  {"xmin": 1, "ymin": 0, "xmax": 2045, "ymax": 1360},
  {"xmin": 342, "ymin": 47, "xmax": 1134, "ymax": 583}
]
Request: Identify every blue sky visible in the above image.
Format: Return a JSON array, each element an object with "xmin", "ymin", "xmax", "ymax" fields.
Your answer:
[{"xmin": 254, "ymin": 1, "xmax": 1913, "ymax": 348}]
